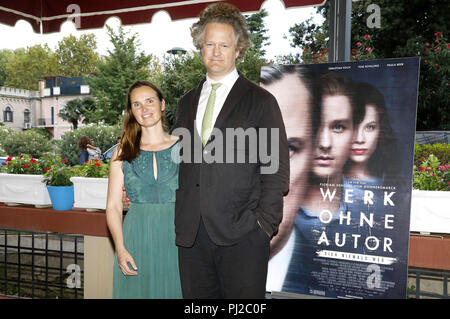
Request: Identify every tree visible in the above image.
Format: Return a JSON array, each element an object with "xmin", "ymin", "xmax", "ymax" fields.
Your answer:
[
  {"xmin": 4, "ymin": 45, "xmax": 57, "ymax": 90},
  {"xmin": 284, "ymin": 0, "xmax": 450, "ymax": 130},
  {"xmin": 58, "ymin": 97, "xmax": 96, "ymax": 130},
  {"xmin": 0, "ymin": 49, "xmax": 13, "ymax": 87},
  {"xmin": 86, "ymin": 25, "xmax": 153, "ymax": 125},
  {"xmin": 55, "ymin": 34, "xmax": 100, "ymax": 77},
  {"xmin": 245, "ymin": 8, "xmax": 270, "ymax": 56}
]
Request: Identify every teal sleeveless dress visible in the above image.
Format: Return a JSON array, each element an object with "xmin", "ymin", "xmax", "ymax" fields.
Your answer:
[{"xmin": 113, "ymin": 140, "xmax": 182, "ymax": 299}]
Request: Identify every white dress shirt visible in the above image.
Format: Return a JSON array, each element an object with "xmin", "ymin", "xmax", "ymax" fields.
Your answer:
[{"xmin": 195, "ymin": 68, "xmax": 239, "ymax": 136}]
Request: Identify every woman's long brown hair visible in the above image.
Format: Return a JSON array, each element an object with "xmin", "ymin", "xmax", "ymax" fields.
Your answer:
[{"xmin": 116, "ymin": 81, "xmax": 167, "ymax": 163}]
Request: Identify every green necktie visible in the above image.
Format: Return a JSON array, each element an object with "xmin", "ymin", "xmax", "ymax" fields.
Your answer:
[{"xmin": 201, "ymin": 83, "xmax": 222, "ymax": 146}]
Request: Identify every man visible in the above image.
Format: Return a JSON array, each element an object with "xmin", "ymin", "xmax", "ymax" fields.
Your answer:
[
  {"xmin": 171, "ymin": 3, "xmax": 289, "ymax": 299},
  {"xmin": 259, "ymin": 65, "xmax": 321, "ymax": 291}
]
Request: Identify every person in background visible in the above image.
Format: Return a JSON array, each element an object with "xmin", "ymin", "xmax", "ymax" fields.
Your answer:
[{"xmin": 77, "ymin": 136, "xmax": 98, "ymax": 164}]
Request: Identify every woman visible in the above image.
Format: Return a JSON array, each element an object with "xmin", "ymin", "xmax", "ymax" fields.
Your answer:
[
  {"xmin": 77, "ymin": 136, "xmax": 98, "ymax": 165},
  {"xmin": 345, "ymin": 82, "xmax": 399, "ymax": 181},
  {"xmin": 106, "ymin": 80, "xmax": 181, "ymax": 298}
]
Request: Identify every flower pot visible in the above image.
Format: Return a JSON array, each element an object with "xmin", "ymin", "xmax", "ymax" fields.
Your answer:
[
  {"xmin": 0, "ymin": 173, "xmax": 52, "ymax": 207},
  {"xmin": 70, "ymin": 177, "xmax": 108, "ymax": 211},
  {"xmin": 410, "ymin": 190, "xmax": 450, "ymax": 234},
  {"xmin": 46, "ymin": 185, "xmax": 74, "ymax": 211}
]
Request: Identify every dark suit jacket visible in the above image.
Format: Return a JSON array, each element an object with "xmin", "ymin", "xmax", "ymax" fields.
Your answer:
[{"xmin": 172, "ymin": 73, "xmax": 289, "ymax": 247}]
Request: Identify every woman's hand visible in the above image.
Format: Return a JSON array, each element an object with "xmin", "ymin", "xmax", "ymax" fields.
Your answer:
[{"xmin": 117, "ymin": 248, "xmax": 138, "ymax": 276}]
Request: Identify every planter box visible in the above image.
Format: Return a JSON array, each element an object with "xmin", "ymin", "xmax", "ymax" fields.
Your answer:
[
  {"xmin": 0, "ymin": 173, "xmax": 51, "ymax": 207},
  {"xmin": 410, "ymin": 190, "xmax": 450, "ymax": 234},
  {"xmin": 70, "ymin": 177, "xmax": 108, "ymax": 211}
]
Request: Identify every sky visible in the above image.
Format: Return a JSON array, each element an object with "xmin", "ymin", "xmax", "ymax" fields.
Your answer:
[{"xmin": 0, "ymin": 0, "xmax": 324, "ymax": 60}]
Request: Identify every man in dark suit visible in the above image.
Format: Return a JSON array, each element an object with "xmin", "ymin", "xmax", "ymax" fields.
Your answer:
[{"xmin": 171, "ymin": 3, "xmax": 289, "ymax": 299}]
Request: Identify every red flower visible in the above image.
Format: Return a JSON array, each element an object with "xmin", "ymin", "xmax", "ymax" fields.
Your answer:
[
  {"xmin": 434, "ymin": 46, "xmax": 441, "ymax": 52},
  {"xmin": 6, "ymin": 157, "xmax": 12, "ymax": 161},
  {"xmin": 419, "ymin": 167, "xmax": 425, "ymax": 171},
  {"xmin": 446, "ymin": 43, "xmax": 450, "ymax": 48},
  {"xmin": 435, "ymin": 64, "xmax": 439, "ymax": 67},
  {"xmin": 61, "ymin": 158, "xmax": 68, "ymax": 163},
  {"xmin": 93, "ymin": 158, "xmax": 100, "ymax": 162},
  {"xmin": 22, "ymin": 164, "xmax": 30, "ymax": 168},
  {"xmin": 434, "ymin": 31, "xmax": 441, "ymax": 37},
  {"xmin": 30, "ymin": 158, "xmax": 37, "ymax": 163},
  {"xmin": 364, "ymin": 34, "xmax": 371, "ymax": 40},
  {"xmin": 44, "ymin": 167, "xmax": 51, "ymax": 171},
  {"xmin": 95, "ymin": 163, "xmax": 101, "ymax": 167}
]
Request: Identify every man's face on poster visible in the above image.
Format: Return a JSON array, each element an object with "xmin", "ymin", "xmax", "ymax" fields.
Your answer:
[
  {"xmin": 313, "ymin": 94, "xmax": 353, "ymax": 179},
  {"xmin": 261, "ymin": 73, "xmax": 312, "ymax": 254}
]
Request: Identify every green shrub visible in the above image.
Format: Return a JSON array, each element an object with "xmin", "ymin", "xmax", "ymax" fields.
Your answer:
[
  {"xmin": 72, "ymin": 159, "xmax": 109, "ymax": 178},
  {"xmin": 413, "ymin": 154, "xmax": 449, "ymax": 191},
  {"xmin": 414, "ymin": 143, "xmax": 450, "ymax": 166},
  {"xmin": 2, "ymin": 130, "xmax": 54, "ymax": 158},
  {"xmin": 58, "ymin": 123, "xmax": 122, "ymax": 166}
]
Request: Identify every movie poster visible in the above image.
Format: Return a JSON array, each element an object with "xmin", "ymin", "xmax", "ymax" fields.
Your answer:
[{"xmin": 262, "ymin": 57, "xmax": 420, "ymax": 299}]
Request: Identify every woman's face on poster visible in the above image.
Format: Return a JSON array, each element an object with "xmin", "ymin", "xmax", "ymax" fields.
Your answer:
[
  {"xmin": 261, "ymin": 73, "xmax": 312, "ymax": 255},
  {"xmin": 350, "ymin": 104, "xmax": 380, "ymax": 164},
  {"xmin": 313, "ymin": 94, "xmax": 353, "ymax": 178}
]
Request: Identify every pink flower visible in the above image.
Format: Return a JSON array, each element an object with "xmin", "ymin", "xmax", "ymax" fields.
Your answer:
[
  {"xmin": 365, "ymin": 47, "xmax": 372, "ymax": 52},
  {"xmin": 364, "ymin": 34, "xmax": 371, "ymax": 40},
  {"xmin": 434, "ymin": 46, "xmax": 441, "ymax": 52},
  {"xmin": 426, "ymin": 42, "xmax": 430, "ymax": 47},
  {"xmin": 357, "ymin": 42, "xmax": 362, "ymax": 47}
]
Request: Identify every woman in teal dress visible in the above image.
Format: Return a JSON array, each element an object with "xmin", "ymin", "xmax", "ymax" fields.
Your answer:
[{"xmin": 106, "ymin": 80, "xmax": 182, "ymax": 298}]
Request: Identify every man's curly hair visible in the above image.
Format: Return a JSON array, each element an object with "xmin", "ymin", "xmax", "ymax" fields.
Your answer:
[{"xmin": 191, "ymin": 2, "xmax": 251, "ymax": 62}]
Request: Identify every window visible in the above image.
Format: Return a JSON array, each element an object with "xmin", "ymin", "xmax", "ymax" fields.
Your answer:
[
  {"xmin": 3, "ymin": 106, "xmax": 13, "ymax": 122},
  {"xmin": 24, "ymin": 109, "xmax": 31, "ymax": 123}
]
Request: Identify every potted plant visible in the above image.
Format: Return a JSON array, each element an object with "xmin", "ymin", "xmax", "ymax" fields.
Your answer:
[
  {"xmin": 410, "ymin": 154, "xmax": 450, "ymax": 234},
  {"xmin": 70, "ymin": 159, "xmax": 110, "ymax": 211},
  {"xmin": 0, "ymin": 153, "xmax": 60, "ymax": 207},
  {"xmin": 43, "ymin": 164, "xmax": 75, "ymax": 211}
]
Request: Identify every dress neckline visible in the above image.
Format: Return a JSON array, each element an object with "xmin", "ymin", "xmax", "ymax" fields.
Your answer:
[{"xmin": 139, "ymin": 138, "xmax": 179, "ymax": 153}]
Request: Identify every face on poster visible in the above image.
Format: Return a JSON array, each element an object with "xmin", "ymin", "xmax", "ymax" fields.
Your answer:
[{"xmin": 262, "ymin": 58, "xmax": 420, "ymax": 299}]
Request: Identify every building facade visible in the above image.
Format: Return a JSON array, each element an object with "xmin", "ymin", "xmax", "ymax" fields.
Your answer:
[{"xmin": 0, "ymin": 76, "xmax": 90, "ymax": 139}]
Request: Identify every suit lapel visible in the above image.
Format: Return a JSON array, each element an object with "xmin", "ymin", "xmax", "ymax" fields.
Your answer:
[
  {"xmin": 214, "ymin": 74, "xmax": 249, "ymax": 129},
  {"xmin": 191, "ymin": 78, "xmax": 206, "ymax": 124}
]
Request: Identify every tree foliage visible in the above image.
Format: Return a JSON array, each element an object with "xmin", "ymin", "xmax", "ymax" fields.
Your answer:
[
  {"xmin": 55, "ymin": 34, "xmax": 99, "ymax": 77},
  {"xmin": 283, "ymin": 0, "xmax": 450, "ymax": 130},
  {"xmin": 245, "ymin": 8, "xmax": 270, "ymax": 56},
  {"xmin": 58, "ymin": 97, "xmax": 96, "ymax": 130},
  {"xmin": 86, "ymin": 25, "xmax": 153, "ymax": 125},
  {"xmin": 4, "ymin": 45, "xmax": 57, "ymax": 90}
]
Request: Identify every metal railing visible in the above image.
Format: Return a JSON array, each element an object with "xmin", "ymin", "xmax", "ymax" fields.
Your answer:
[
  {"xmin": 0, "ymin": 228, "xmax": 84, "ymax": 299},
  {"xmin": 407, "ymin": 267, "xmax": 449, "ymax": 299}
]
